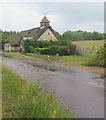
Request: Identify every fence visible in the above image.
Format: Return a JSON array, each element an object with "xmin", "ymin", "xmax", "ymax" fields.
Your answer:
[{"xmin": 77, "ymin": 46, "xmax": 97, "ymax": 53}]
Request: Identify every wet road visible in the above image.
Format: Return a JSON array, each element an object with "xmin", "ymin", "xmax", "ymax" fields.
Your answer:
[{"xmin": 2, "ymin": 56, "xmax": 104, "ymax": 118}]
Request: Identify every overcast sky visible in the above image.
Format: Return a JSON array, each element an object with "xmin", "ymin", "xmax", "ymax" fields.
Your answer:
[{"xmin": 0, "ymin": 1, "xmax": 104, "ymax": 34}]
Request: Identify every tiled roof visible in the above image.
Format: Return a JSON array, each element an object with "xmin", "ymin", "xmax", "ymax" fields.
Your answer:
[{"xmin": 4, "ymin": 26, "xmax": 60, "ymax": 45}]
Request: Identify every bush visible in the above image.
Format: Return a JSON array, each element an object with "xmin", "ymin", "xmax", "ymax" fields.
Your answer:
[
  {"xmin": 68, "ymin": 44, "xmax": 77, "ymax": 55},
  {"xmin": 35, "ymin": 48, "xmax": 50, "ymax": 54},
  {"xmin": 49, "ymin": 45, "xmax": 59, "ymax": 55},
  {"xmin": 86, "ymin": 43, "xmax": 106, "ymax": 67},
  {"xmin": 24, "ymin": 39, "xmax": 74, "ymax": 56},
  {"xmin": 24, "ymin": 39, "xmax": 71, "ymax": 51},
  {"xmin": 24, "ymin": 40, "xmax": 34, "ymax": 53},
  {"xmin": 58, "ymin": 46, "xmax": 69, "ymax": 56},
  {"xmin": 29, "ymin": 46, "xmax": 34, "ymax": 53}
]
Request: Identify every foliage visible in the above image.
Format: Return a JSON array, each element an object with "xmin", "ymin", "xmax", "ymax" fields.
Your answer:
[
  {"xmin": 24, "ymin": 39, "xmax": 70, "ymax": 49},
  {"xmin": 35, "ymin": 46, "xmax": 70, "ymax": 56},
  {"xmin": 28, "ymin": 46, "xmax": 34, "ymax": 53},
  {"xmin": 62, "ymin": 30, "xmax": 104, "ymax": 41},
  {"xmin": 0, "ymin": 29, "xmax": 105, "ymax": 42},
  {"xmin": 68, "ymin": 44, "xmax": 77, "ymax": 55},
  {"xmin": 0, "ymin": 30, "xmax": 19, "ymax": 41},
  {"xmin": 58, "ymin": 46, "xmax": 69, "ymax": 56},
  {"xmin": 2, "ymin": 66, "xmax": 71, "ymax": 118},
  {"xmin": 24, "ymin": 39, "xmax": 73, "ymax": 55},
  {"xmin": 49, "ymin": 45, "xmax": 59, "ymax": 55},
  {"xmin": 86, "ymin": 43, "xmax": 106, "ymax": 67},
  {"xmin": 37, "ymin": 45, "xmax": 77, "ymax": 56},
  {"xmin": 35, "ymin": 47, "xmax": 50, "ymax": 54}
]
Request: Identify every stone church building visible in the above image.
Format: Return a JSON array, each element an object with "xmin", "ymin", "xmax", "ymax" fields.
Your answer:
[{"xmin": 4, "ymin": 15, "xmax": 60, "ymax": 52}]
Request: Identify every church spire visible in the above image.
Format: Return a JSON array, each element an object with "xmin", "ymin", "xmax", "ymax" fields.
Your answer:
[{"xmin": 40, "ymin": 14, "xmax": 50, "ymax": 28}]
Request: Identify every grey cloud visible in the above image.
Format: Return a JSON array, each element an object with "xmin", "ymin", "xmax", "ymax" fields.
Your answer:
[
  {"xmin": 1, "ymin": 2, "xmax": 104, "ymax": 33},
  {"xmin": 34, "ymin": 2, "xmax": 104, "ymax": 22}
]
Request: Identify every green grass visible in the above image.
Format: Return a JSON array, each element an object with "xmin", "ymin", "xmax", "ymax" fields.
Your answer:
[
  {"xmin": 3, "ymin": 52, "xmax": 58, "ymax": 63},
  {"xmin": 2, "ymin": 51, "xmax": 93, "ymax": 66},
  {"xmin": 54, "ymin": 53, "xmax": 92, "ymax": 65},
  {"xmin": 72, "ymin": 40, "xmax": 104, "ymax": 47},
  {"xmin": 2, "ymin": 66, "xmax": 71, "ymax": 118},
  {"xmin": 3, "ymin": 52, "xmax": 42, "ymax": 62},
  {"xmin": 25, "ymin": 53, "xmax": 90, "ymax": 66}
]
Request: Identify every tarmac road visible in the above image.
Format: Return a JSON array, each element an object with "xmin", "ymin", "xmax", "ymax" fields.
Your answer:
[{"xmin": 2, "ymin": 56, "xmax": 104, "ymax": 118}]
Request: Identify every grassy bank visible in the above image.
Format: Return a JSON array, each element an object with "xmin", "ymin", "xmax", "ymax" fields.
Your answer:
[
  {"xmin": 2, "ymin": 66, "xmax": 71, "ymax": 118},
  {"xmin": 3, "ymin": 51, "xmax": 92, "ymax": 66},
  {"xmin": 3, "ymin": 52, "xmax": 42, "ymax": 62}
]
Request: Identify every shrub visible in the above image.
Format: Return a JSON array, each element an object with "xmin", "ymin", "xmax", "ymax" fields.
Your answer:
[
  {"xmin": 68, "ymin": 44, "xmax": 77, "ymax": 55},
  {"xmin": 29, "ymin": 46, "xmax": 34, "ymax": 53},
  {"xmin": 86, "ymin": 43, "xmax": 106, "ymax": 67},
  {"xmin": 35, "ymin": 48, "xmax": 50, "ymax": 54},
  {"xmin": 49, "ymin": 45, "xmax": 59, "ymax": 55},
  {"xmin": 58, "ymin": 46, "xmax": 69, "ymax": 56},
  {"xmin": 24, "ymin": 39, "xmax": 71, "ymax": 50}
]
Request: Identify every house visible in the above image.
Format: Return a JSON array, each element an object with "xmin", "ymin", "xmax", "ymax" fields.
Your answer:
[{"xmin": 4, "ymin": 15, "xmax": 60, "ymax": 52}]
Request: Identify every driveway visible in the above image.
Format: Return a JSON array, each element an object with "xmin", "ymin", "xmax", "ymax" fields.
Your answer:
[{"xmin": 2, "ymin": 56, "xmax": 104, "ymax": 118}]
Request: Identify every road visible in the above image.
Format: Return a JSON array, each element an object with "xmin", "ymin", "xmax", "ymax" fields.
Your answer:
[{"xmin": 2, "ymin": 56, "xmax": 104, "ymax": 118}]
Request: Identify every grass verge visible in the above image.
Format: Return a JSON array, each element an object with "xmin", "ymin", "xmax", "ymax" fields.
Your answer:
[
  {"xmin": 2, "ymin": 51, "xmax": 93, "ymax": 66},
  {"xmin": 2, "ymin": 66, "xmax": 71, "ymax": 118},
  {"xmin": 54, "ymin": 53, "xmax": 92, "ymax": 66},
  {"xmin": 2, "ymin": 52, "xmax": 42, "ymax": 62}
]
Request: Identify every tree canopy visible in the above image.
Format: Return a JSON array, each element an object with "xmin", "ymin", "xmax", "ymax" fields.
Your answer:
[
  {"xmin": 61, "ymin": 30, "xmax": 105, "ymax": 41},
  {"xmin": 0, "ymin": 30, "xmax": 19, "ymax": 41},
  {"xmin": 0, "ymin": 29, "xmax": 105, "ymax": 41}
]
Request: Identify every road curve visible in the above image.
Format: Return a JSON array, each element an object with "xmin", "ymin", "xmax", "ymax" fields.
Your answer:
[{"xmin": 2, "ymin": 56, "xmax": 104, "ymax": 118}]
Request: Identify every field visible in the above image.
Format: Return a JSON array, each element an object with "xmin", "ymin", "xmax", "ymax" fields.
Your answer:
[
  {"xmin": 72, "ymin": 40, "xmax": 104, "ymax": 47},
  {"xmin": 2, "ymin": 66, "xmax": 71, "ymax": 118}
]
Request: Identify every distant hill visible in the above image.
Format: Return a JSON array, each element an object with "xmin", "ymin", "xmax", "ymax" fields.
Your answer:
[{"xmin": 61, "ymin": 30, "xmax": 105, "ymax": 41}]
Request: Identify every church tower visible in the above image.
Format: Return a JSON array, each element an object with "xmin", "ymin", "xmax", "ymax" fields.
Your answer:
[{"xmin": 40, "ymin": 15, "xmax": 50, "ymax": 28}]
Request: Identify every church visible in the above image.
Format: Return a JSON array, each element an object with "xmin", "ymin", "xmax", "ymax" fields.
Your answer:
[{"xmin": 4, "ymin": 15, "xmax": 60, "ymax": 52}]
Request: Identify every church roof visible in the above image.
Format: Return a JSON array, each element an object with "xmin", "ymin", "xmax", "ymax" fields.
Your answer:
[
  {"xmin": 4, "ymin": 34, "xmax": 22, "ymax": 46},
  {"xmin": 20, "ymin": 26, "xmax": 60, "ymax": 40},
  {"xmin": 40, "ymin": 16, "xmax": 50, "ymax": 23},
  {"xmin": 4, "ymin": 26, "xmax": 60, "ymax": 46}
]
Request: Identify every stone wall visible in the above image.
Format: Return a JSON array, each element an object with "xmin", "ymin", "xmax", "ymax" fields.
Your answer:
[
  {"xmin": 4, "ymin": 43, "xmax": 21, "ymax": 52},
  {"xmin": 38, "ymin": 28, "xmax": 57, "ymax": 41},
  {"xmin": 4, "ymin": 43, "xmax": 12, "ymax": 51},
  {"xmin": 11, "ymin": 46, "xmax": 21, "ymax": 52}
]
